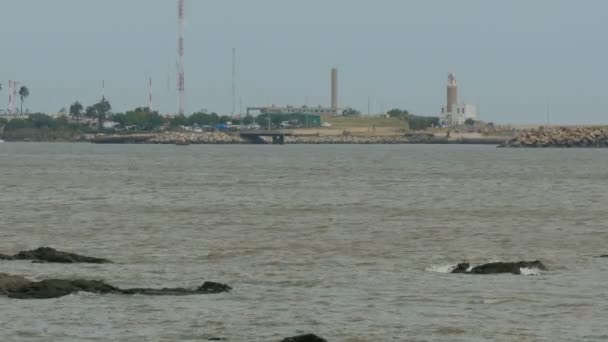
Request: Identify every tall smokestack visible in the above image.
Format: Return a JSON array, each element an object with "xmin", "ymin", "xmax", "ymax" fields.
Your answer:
[
  {"xmin": 331, "ymin": 67, "xmax": 338, "ymax": 113},
  {"xmin": 447, "ymin": 73, "xmax": 458, "ymax": 113}
]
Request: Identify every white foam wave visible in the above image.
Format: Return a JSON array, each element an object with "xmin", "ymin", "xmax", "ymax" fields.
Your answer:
[
  {"xmin": 427, "ymin": 264, "xmax": 543, "ymax": 275},
  {"xmin": 519, "ymin": 267, "xmax": 542, "ymax": 276},
  {"xmin": 426, "ymin": 264, "xmax": 461, "ymax": 273}
]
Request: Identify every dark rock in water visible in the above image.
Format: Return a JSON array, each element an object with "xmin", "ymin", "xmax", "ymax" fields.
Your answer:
[
  {"xmin": 451, "ymin": 263, "xmax": 470, "ymax": 273},
  {"xmin": 119, "ymin": 282, "xmax": 232, "ymax": 296},
  {"xmin": 598, "ymin": 255, "xmax": 608, "ymax": 258},
  {"xmin": 281, "ymin": 334, "xmax": 328, "ymax": 342},
  {"xmin": 0, "ymin": 274, "xmax": 31, "ymax": 295},
  {"xmin": 0, "ymin": 274, "xmax": 231, "ymax": 299},
  {"xmin": 7, "ymin": 279, "xmax": 119, "ymax": 299},
  {"xmin": 8, "ymin": 247, "xmax": 111, "ymax": 264},
  {"xmin": 449, "ymin": 261, "xmax": 547, "ymax": 275},
  {"xmin": 467, "ymin": 261, "xmax": 547, "ymax": 275},
  {"xmin": 0, "ymin": 254, "xmax": 15, "ymax": 260},
  {"xmin": 199, "ymin": 281, "xmax": 233, "ymax": 293}
]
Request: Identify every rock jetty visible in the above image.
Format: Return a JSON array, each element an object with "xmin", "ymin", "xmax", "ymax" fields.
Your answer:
[
  {"xmin": 500, "ymin": 127, "xmax": 608, "ymax": 148},
  {"xmin": 88, "ymin": 131, "xmax": 507, "ymax": 145},
  {"xmin": 0, "ymin": 273, "xmax": 231, "ymax": 299},
  {"xmin": 0, "ymin": 247, "xmax": 111, "ymax": 264},
  {"xmin": 451, "ymin": 260, "xmax": 547, "ymax": 275},
  {"xmin": 287, "ymin": 135, "xmax": 410, "ymax": 144},
  {"xmin": 149, "ymin": 132, "xmax": 245, "ymax": 144}
]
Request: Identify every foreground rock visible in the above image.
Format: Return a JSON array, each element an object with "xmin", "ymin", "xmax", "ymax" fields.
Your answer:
[
  {"xmin": 0, "ymin": 247, "xmax": 111, "ymax": 264},
  {"xmin": 500, "ymin": 126, "xmax": 608, "ymax": 148},
  {"xmin": 451, "ymin": 261, "xmax": 547, "ymax": 275},
  {"xmin": 0, "ymin": 274, "xmax": 231, "ymax": 299},
  {"xmin": 281, "ymin": 334, "xmax": 328, "ymax": 342}
]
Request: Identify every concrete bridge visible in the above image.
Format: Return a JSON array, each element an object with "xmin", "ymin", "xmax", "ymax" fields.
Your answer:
[{"xmin": 239, "ymin": 130, "xmax": 293, "ymax": 144}]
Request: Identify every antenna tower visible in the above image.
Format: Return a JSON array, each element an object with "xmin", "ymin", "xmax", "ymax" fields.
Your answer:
[
  {"xmin": 7, "ymin": 80, "xmax": 13, "ymax": 116},
  {"xmin": 177, "ymin": 0, "xmax": 185, "ymax": 115},
  {"xmin": 232, "ymin": 48, "xmax": 236, "ymax": 116},
  {"xmin": 149, "ymin": 77, "xmax": 153, "ymax": 112},
  {"xmin": 12, "ymin": 81, "xmax": 19, "ymax": 117}
]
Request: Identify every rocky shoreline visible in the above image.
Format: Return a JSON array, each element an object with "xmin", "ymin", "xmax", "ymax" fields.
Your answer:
[
  {"xmin": 500, "ymin": 127, "xmax": 608, "ymax": 148},
  {"xmin": 89, "ymin": 132, "xmax": 507, "ymax": 145}
]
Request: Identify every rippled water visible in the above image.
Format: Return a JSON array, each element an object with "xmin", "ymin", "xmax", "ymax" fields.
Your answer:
[{"xmin": 1, "ymin": 143, "xmax": 608, "ymax": 341}]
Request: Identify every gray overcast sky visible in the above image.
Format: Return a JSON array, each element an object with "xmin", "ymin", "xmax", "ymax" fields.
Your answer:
[{"xmin": 1, "ymin": 0, "xmax": 606, "ymax": 124}]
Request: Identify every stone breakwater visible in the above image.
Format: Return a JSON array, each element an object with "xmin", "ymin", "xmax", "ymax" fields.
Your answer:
[
  {"xmin": 287, "ymin": 135, "xmax": 411, "ymax": 144},
  {"xmin": 148, "ymin": 132, "xmax": 246, "ymax": 144},
  {"xmin": 500, "ymin": 127, "xmax": 608, "ymax": 148},
  {"xmin": 90, "ymin": 132, "xmax": 507, "ymax": 145}
]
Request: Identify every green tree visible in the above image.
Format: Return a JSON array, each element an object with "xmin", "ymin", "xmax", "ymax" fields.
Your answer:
[
  {"xmin": 387, "ymin": 109, "xmax": 409, "ymax": 119},
  {"xmin": 342, "ymin": 108, "xmax": 361, "ymax": 117},
  {"xmin": 170, "ymin": 114, "xmax": 189, "ymax": 127},
  {"xmin": 113, "ymin": 107, "xmax": 164, "ymax": 130},
  {"xmin": 69, "ymin": 101, "xmax": 84, "ymax": 123},
  {"xmin": 84, "ymin": 99, "xmax": 112, "ymax": 130},
  {"xmin": 93, "ymin": 98, "xmax": 111, "ymax": 130},
  {"xmin": 465, "ymin": 118, "xmax": 476, "ymax": 126},
  {"xmin": 19, "ymin": 86, "xmax": 30, "ymax": 115},
  {"xmin": 85, "ymin": 105, "xmax": 96, "ymax": 119},
  {"xmin": 242, "ymin": 115, "xmax": 254, "ymax": 125}
]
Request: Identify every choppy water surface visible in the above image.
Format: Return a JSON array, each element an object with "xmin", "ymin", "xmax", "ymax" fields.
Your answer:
[{"xmin": 1, "ymin": 143, "xmax": 608, "ymax": 341}]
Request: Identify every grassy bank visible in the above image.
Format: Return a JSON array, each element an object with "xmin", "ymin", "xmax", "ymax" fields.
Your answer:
[{"xmin": 323, "ymin": 116, "xmax": 408, "ymax": 130}]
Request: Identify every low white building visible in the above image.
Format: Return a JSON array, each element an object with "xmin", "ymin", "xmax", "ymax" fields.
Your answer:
[{"xmin": 440, "ymin": 104, "xmax": 478, "ymax": 126}]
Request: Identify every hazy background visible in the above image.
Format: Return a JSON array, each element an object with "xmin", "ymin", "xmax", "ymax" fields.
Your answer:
[{"xmin": 1, "ymin": 0, "xmax": 606, "ymax": 124}]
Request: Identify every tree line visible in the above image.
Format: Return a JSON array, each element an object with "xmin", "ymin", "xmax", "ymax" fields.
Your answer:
[{"xmin": 386, "ymin": 109, "xmax": 439, "ymax": 130}]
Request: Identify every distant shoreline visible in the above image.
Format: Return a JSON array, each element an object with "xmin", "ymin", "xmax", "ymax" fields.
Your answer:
[
  {"xmin": 1, "ymin": 133, "xmax": 508, "ymax": 145},
  {"xmin": 85, "ymin": 132, "xmax": 509, "ymax": 145}
]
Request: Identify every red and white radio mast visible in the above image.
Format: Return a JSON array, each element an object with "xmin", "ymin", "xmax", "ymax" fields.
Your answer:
[{"xmin": 177, "ymin": 0, "xmax": 185, "ymax": 115}]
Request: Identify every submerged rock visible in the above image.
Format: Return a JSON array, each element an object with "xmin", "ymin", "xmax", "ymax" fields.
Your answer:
[
  {"xmin": 0, "ymin": 274, "xmax": 31, "ymax": 294},
  {"xmin": 0, "ymin": 254, "xmax": 14, "ymax": 260},
  {"xmin": 450, "ymin": 261, "xmax": 547, "ymax": 275},
  {"xmin": 450, "ymin": 263, "xmax": 470, "ymax": 274},
  {"xmin": 0, "ymin": 274, "xmax": 231, "ymax": 299},
  {"xmin": 2, "ymin": 247, "xmax": 111, "ymax": 264},
  {"xmin": 281, "ymin": 334, "xmax": 328, "ymax": 342}
]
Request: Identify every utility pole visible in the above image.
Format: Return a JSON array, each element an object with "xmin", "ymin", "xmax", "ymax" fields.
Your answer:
[
  {"xmin": 149, "ymin": 77, "xmax": 153, "ymax": 112},
  {"xmin": 232, "ymin": 48, "xmax": 236, "ymax": 117},
  {"xmin": 177, "ymin": 0, "xmax": 185, "ymax": 115}
]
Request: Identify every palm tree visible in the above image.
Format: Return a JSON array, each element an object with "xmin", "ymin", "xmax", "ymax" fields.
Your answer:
[
  {"xmin": 69, "ymin": 101, "xmax": 84, "ymax": 123},
  {"xmin": 19, "ymin": 86, "xmax": 30, "ymax": 115},
  {"xmin": 89, "ymin": 98, "xmax": 111, "ymax": 131}
]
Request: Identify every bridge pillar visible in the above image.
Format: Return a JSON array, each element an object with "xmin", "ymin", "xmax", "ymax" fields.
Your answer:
[{"xmin": 272, "ymin": 135, "xmax": 285, "ymax": 145}]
